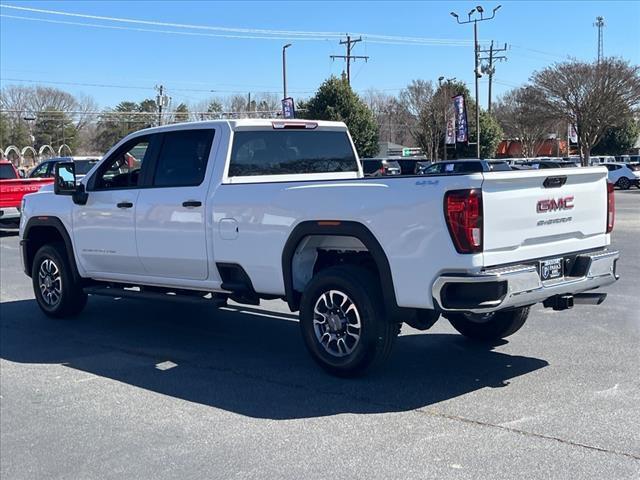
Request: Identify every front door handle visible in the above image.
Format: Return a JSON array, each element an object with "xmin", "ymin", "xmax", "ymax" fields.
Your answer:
[
  {"xmin": 182, "ymin": 200, "xmax": 202, "ymax": 208},
  {"xmin": 116, "ymin": 202, "xmax": 133, "ymax": 209}
]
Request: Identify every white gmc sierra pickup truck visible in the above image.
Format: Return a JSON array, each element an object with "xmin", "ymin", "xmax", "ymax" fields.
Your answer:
[{"xmin": 19, "ymin": 119, "xmax": 619, "ymax": 376}]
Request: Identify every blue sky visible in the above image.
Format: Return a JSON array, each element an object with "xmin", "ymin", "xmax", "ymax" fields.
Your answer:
[{"xmin": 1, "ymin": 0, "xmax": 639, "ymax": 109}]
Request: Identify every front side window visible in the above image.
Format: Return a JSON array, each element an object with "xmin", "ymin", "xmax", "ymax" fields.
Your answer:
[
  {"xmin": 74, "ymin": 160, "xmax": 99, "ymax": 175},
  {"xmin": 424, "ymin": 163, "xmax": 443, "ymax": 174},
  {"xmin": 229, "ymin": 130, "xmax": 358, "ymax": 177},
  {"xmin": 95, "ymin": 138, "xmax": 150, "ymax": 190},
  {"xmin": 153, "ymin": 129, "xmax": 214, "ymax": 187}
]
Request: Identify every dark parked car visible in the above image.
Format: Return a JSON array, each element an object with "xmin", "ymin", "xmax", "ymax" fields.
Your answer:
[
  {"xmin": 394, "ymin": 157, "xmax": 430, "ymax": 175},
  {"xmin": 29, "ymin": 156, "xmax": 100, "ymax": 180},
  {"xmin": 361, "ymin": 158, "xmax": 401, "ymax": 176}
]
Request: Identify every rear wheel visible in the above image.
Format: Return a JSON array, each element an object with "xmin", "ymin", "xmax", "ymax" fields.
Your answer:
[
  {"xmin": 299, "ymin": 266, "xmax": 399, "ymax": 377},
  {"xmin": 616, "ymin": 177, "xmax": 631, "ymax": 190},
  {"xmin": 446, "ymin": 307, "xmax": 530, "ymax": 342},
  {"xmin": 32, "ymin": 243, "xmax": 87, "ymax": 318}
]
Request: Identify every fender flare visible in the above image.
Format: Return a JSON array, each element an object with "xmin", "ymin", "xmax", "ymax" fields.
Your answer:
[
  {"xmin": 22, "ymin": 216, "xmax": 81, "ymax": 282},
  {"xmin": 281, "ymin": 220, "xmax": 400, "ymax": 317}
]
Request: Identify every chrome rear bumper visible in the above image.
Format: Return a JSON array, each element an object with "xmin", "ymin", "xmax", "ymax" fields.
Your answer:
[
  {"xmin": 432, "ymin": 249, "xmax": 619, "ymax": 314},
  {"xmin": 0, "ymin": 207, "xmax": 20, "ymax": 220}
]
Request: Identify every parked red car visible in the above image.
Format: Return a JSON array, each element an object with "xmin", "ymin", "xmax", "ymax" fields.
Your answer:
[{"xmin": 0, "ymin": 160, "xmax": 54, "ymax": 224}]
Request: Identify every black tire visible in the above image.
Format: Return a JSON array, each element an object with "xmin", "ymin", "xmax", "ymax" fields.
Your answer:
[
  {"xmin": 299, "ymin": 265, "xmax": 399, "ymax": 377},
  {"xmin": 32, "ymin": 243, "xmax": 87, "ymax": 318},
  {"xmin": 446, "ymin": 307, "xmax": 530, "ymax": 342},
  {"xmin": 616, "ymin": 177, "xmax": 631, "ymax": 190}
]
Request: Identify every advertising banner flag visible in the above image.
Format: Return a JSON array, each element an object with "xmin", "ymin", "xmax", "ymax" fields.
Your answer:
[
  {"xmin": 445, "ymin": 103, "xmax": 456, "ymax": 145},
  {"xmin": 282, "ymin": 97, "xmax": 295, "ymax": 119},
  {"xmin": 453, "ymin": 95, "xmax": 468, "ymax": 143},
  {"xmin": 568, "ymin": 123, "xmax": 578, "ymax": 143}
]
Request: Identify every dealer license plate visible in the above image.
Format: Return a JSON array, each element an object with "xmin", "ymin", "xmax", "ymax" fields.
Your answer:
[{"xmin": 539, "ymin": 257, "xmax": 564, "ymax": 281}]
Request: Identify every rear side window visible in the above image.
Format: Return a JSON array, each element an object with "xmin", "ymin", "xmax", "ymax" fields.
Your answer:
[
  {"xmin": 0, "ymin": 163, "xmax": 17, "ymax": 179},
  {"xmin": 488, "ymin": 162, "xmax": 511, "ymax": 171},
  {"xmin": 229, "ymin": 130, "xmax": 357, "ymax": 177},
  {"xmin": 153, "ymin": 129, "xmax": 214, "ymax": 187}
]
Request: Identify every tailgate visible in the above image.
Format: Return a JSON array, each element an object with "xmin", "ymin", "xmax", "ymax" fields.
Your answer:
[
  {"xmin": 0, "ymin": 179, "xmax": 52, "ymax": 207},
  {"xmin": 481, "ymin": 167, "xmax": 609, "ymax": 266}
]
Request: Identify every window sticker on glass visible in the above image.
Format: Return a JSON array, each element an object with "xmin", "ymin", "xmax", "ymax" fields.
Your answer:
[{"xmin": 445, "ymin": 163, "xmax": 455, "ymax": 172}]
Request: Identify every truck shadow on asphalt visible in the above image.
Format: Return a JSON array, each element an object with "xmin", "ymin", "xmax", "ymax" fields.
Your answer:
[{"xmin": 0, "ymin": 297, "xmax": 548, "ymax": 419}]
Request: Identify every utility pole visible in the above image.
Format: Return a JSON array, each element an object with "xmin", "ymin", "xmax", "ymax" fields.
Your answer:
[
  {"xmin": 479, "ymin": 41, "xmax": 508, "ymax": 112},
  {"xmin": 155, "ymin": 85, "xmax": 170, "ymax": 126},
  {"xmin": 330, "ymin": 35, "xmax": 369, "ymax": 85},
  {"xmin": 451, "ymin": 4, "xmax": 502, "ymax": 158},
  {"xmin": 594, "ymin": 16, "xmax": 605, "ymax": 62}
]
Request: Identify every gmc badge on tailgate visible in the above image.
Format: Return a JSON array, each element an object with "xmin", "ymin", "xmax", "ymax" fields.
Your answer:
[{"xmin": 537, "ymin": 196, "xmax": 574, "ymax": 213}]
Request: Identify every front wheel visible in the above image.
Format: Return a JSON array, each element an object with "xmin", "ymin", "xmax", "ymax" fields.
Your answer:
[
  {"xmin": 445, "ymin": 307, "xmax": 530, "ymax": 342},
  {"xmin": 299, "ymin": 266, "xmax": 399, "ymax": 377},
  {"xmin": 32, "ymin": 243, "xmax": 87, "ymax": 318},
  {"xmin": 616, "ymin": 177, "xmax": 631, "ymax": 190}
]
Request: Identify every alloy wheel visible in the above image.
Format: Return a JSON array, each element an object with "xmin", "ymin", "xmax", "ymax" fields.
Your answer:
[
  {"xmin": 38, "ymin": 258, "xmax": 62, "ymax": 307},
  {"xmin": 312, "ymin": 289, "xmax": 362, "ymax": 357}
]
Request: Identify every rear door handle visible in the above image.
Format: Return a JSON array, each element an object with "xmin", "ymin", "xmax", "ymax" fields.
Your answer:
[
  {"xmin": 182, "ymin": 200, "xmax": 202, "ymax": 208},
  {"xmin": 116, "ymin": 202, "xmax": 133, "ymax": 209}
]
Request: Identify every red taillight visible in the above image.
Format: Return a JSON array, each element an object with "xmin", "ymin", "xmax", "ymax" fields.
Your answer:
[
  {"xmin": 444, "ymin": 189, "xmax": 483, "ymax": 253},
  {"xmin": 606, "ymin": 181, "xmax": 615, "ymax": 233}
]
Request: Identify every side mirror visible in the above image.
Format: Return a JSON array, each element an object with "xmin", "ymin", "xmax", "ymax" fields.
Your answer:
[
  {"xmin": 54, "ymin": 162, "xmax": 76, "ymax": 195},
  {"xmin": 19, "ymin": 170, "xmax": 26, "ymax": 178}
]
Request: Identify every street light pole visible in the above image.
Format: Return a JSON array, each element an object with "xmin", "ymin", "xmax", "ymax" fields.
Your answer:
[
  {"xmin": 282, "ymin": 43, "xmax": 292, "ymax": 100},
  {"xmin": 474, "ymin": 19, "xmax": 480, "ymax": 158},
  {"xmin": 451, "ymin": 4, "xmax": 501, "ymax": 158}
]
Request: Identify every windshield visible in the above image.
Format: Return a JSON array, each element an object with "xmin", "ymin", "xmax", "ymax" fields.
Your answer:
[{"xmin": 0, "ymin": 163, "xmax": 18, "ymax": 180}]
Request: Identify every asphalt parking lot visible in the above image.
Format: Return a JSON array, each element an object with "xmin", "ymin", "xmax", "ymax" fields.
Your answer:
[{"xmin": 1, "ymin": 190, "xmax": 638, "ymax": 479}]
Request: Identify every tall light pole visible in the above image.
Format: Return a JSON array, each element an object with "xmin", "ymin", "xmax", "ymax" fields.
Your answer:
[
  {"xmin": 451, "ymin": 4, "xmax": 501, "ymax": 158},
  {"xmin": 282, "ymin": 43, "xmax": 292, "ymax": 100}
]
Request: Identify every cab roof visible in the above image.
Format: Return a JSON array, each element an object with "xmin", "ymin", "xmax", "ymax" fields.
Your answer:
[{"xmin": 136, "ymin": 119, "xmax": 347, "ymax": 135}]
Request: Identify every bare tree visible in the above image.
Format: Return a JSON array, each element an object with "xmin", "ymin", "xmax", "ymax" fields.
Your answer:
[
  {"xmin": 531, "ymin": 58, "xmax": 640, "ymax": 165},
  {"xmin": 400, "ymin": 80, "xmax": 437, "ymax": 159},
  {"xmin": 494, "ymin": 86, "xmax": 558, "ymax": 157},
  {"xmin": 363, "ymin": 89, "xmax": 414, "ymax": 146}
]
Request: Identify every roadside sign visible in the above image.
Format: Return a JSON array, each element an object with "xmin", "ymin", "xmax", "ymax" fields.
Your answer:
[{"xmin": 282, "ymin": 97, "xmax": 295, "ymax": 119}]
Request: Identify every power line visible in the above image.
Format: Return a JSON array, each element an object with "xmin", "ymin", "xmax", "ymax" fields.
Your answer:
[
  {"xmin": 0, "ymin": 108, "xmax": 289, "ymax": 118},
  {"xmin": 510, "ymin": 45, "xmax": 566, "ymax": 60},
  {"xmin": 0, "ymin": 3, "xmax": 346, "ymax": 37},
  {"xmin": 0, "ymin": 14, "xmax": 331, "ymax": 42},
  {"xmin": 0, "ymin": 77, "xmax": 316, "ymax": 94},
  {"xmin": 0, "ymin": 4, "xmax": 476, "ymax": 46}
]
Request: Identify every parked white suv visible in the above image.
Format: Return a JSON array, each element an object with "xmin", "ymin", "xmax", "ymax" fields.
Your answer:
[
  {"xmin": 19, "ymin": 120, "xmax": 619, "ymax": 376},
  {"xmin": 604, "ymin": 162, "xmax": 640, "ymax": 189}
]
